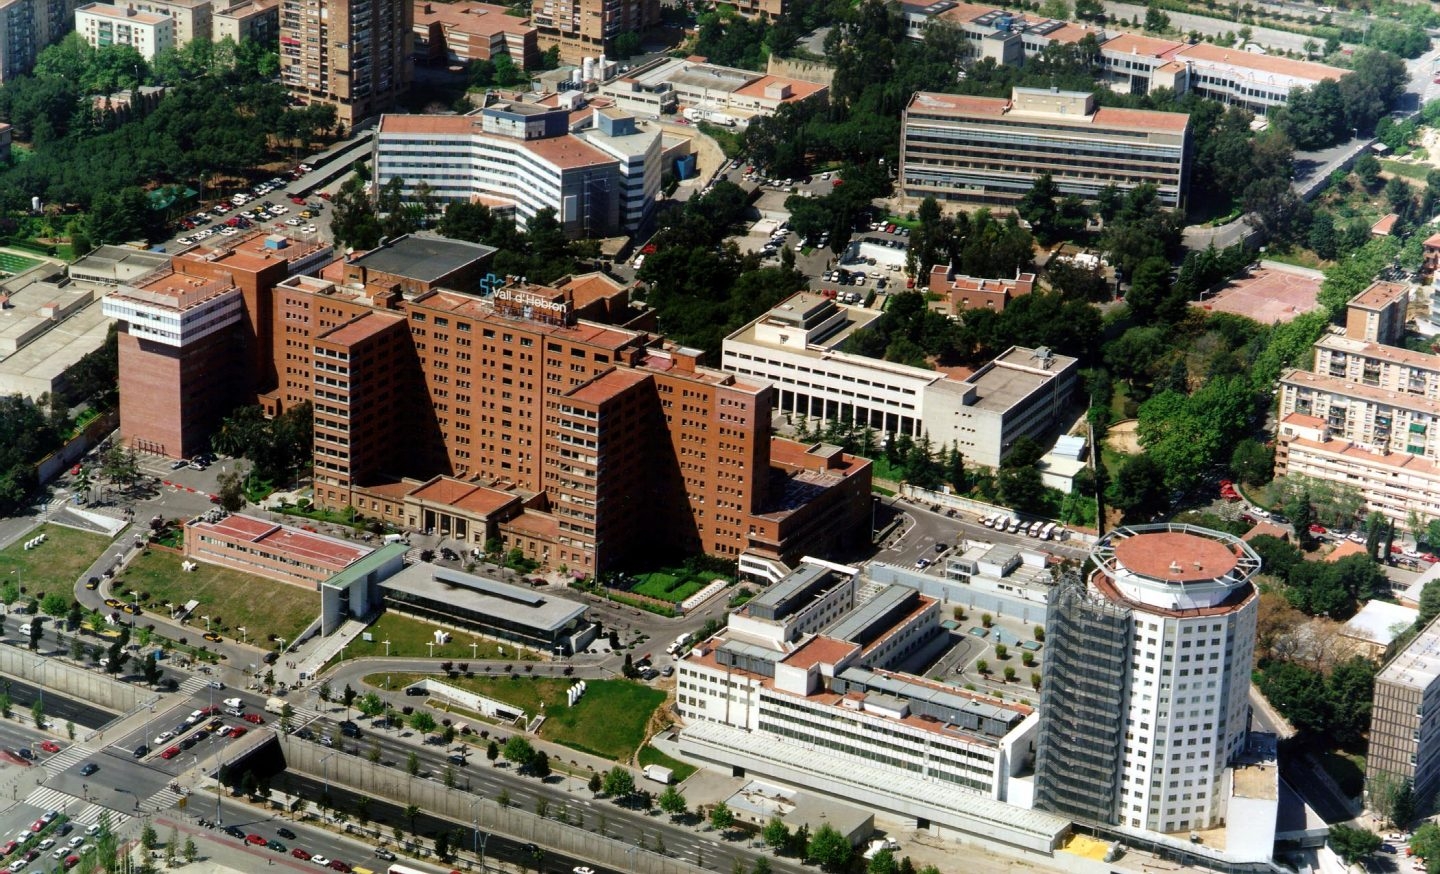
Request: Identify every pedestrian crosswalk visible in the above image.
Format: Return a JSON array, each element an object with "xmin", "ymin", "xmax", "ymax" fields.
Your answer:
[
  {"xmin": 178, "ymin": 676, "xmax": 210, "ymax": 694},
  {"xmin": 22, "ymin": 786, "xmax": 84, "ymax": 815},
  {"xmin": 42, "ymin": 745, "xmax": 91, "ymax": 773},
  {"xmin": 69, "ymin": 804, "xmax": 130, "ymax": 831},
  {"xmin": 143, "ymin": 785, "xmax": 187, "ymax": 812}
]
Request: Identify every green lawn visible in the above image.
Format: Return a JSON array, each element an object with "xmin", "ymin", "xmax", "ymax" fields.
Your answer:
[
  {"xmin": 0, "ymin": 524, "xmax": 113, "ymax": 600},
  {"xmin": 638, "ymin": 745, "xmax": 697, "ymax": 782},
  {"xmin": 1381, "ymin": 159, "xmax": 1431, "ymax": 181},
  {"xmin": 373, "ymin": 672, "xmax": 665, "ymax": 761},
  {"xmin": 115, "ymin": 549, "xmax": 319, "ymax": 646},
  {"xmin": 339, "ymin": 612, "xmax": 542, "ymax": 665},
  {"xmin": 632, "ymin": 571, "xmax": 709, "ymax": 604}
]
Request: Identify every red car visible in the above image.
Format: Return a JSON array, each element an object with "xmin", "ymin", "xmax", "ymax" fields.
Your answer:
[
  {"xmin": 40, "ymin": 741, "xmax": 60, "ymax": 753},
  {"xmin": 1308, "ymin": 524, "xmax": 1328, "ymax": 535},
  {"xmin": 227, "ymin": 727, "xmax": 247, "ymax": 739},
  {"xmin": 2, "ymin": 840, "xmax": 18, "ymax": 855},
  {"xmin": 160, "ymin": 746, "xmax": 181, "ymax": 760},
  {"xmin": 328, "ymin": 861, "xmax": 350, "ymax": 873},
  {"xmin": 246, "ymin": 834, "xmax": 267, "ymax": 846},
  {"xmin": 30, "ymin": 820, "xmax": 44, "ymax": 832},
  {"xmin": 318, "ymin": 192, "xmax": 333, "ymax": 201},
  {"xmin": 64, "ymin": 856, "xmax": 80, "ymax": 870},
  {"xmin": 242, "ymin": 713, "xmax": 264, "ymax": 724},
  {"xmin": 292, "ymin": 849, "xmax": 312, "ymax": 861}
]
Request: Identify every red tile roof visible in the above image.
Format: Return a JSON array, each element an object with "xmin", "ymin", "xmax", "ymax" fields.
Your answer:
[{"xmin": 1113, "ymin": 530, "xmax": 1240, "ymax": 582}]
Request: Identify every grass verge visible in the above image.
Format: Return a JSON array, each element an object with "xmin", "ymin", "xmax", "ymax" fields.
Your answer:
[
  {"xmin": 372, "ymin": 672, "xmax": 664, "ymax": 761},
  {"xmin": 0, "ymin": 524, "xmax": 113, "ymax": 598},
  {"xmin": 322, "ymin": 612, "xmax": 543, "ymax": 673}
]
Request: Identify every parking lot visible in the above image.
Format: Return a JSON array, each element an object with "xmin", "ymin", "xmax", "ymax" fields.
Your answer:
[{"xmin": 164, "ymin": 165, "xmax": 334, "ymax": 252}]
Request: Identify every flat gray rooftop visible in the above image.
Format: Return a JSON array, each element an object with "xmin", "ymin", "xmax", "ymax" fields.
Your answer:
[
  {"xmin": 382, "ymin": 565, "xmax": 586, "ymax": 632},
  {"xmin": 69, "ymin": 246, "xmax": 170, "ymax": 285},
  {"xmin": 351, "ymin": 234, "xmax": 497, "ymax": 284},
  {"xmin": 965, "ymin": 346, "xmax": 1077, "ymax": 413}
]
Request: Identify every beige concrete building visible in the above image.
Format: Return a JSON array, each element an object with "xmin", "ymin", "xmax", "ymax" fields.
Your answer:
[
  {"xmin": 1369, "ymin": 613, "xmax": 1440, "ymax": 812},
  {"xmin": 212, "ymin": 0, "xmax": 275, "ymax": 43},
  {"xmin": 413, "ymin": 0, "xmax": 537, "ymax": 67},
  {"xmin": 530, "ymin": 0, "xmax": 655, "ymax": 63},
  {"xmin": 75, "ymin": 1, "xmax": 174, "ymax": 58},
  {"xmin": 1274, "ymin": 282, "xmax": 1440, "ymax": 526},
  {"xmin": 279, "ymin": 0, "xmax": 412, "ymax": 126},
  {"xmin": 900, "ymin": 87, "xmax": 1190, "ymax": 209},
  {"xmin": 108, "ymin": 0, "xmax": 210, "ymax": 44}
]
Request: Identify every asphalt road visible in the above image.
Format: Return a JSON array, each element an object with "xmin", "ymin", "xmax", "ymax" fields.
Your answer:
[
  {"xmin": 0, "ymin": 674, "xmax": 112, "ymax": 732},
  {"xmin": 287, "ymin": 714, "xmax": 793, "ymax": 874}
]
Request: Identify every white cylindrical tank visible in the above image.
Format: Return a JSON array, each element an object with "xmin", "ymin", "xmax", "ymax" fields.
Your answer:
[
  {"xmin": 598, "ymin": 53, "xmax": 607, "ymax": 79},
  {"xmin": 571, "ymin": 67, "xmax": 582, "ymax": 83},
  {"xmin": 582, "ymin": 56, "xmax": 596, "ymax": 81},
  {"xmin": 30, "ymin": 196, "xmax": 40, "ymax": 212}
]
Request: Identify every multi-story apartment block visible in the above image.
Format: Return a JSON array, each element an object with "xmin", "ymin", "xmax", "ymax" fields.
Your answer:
[
  {"xmin": 900, "ymin": 87, "xmax": 1190, "ymax": 209},
  {"xmin": 675, "ymin": 559, "xmax": 1070, "ymax": 851},
  {"xmin": 412, "ymin": 0, "xmax": 537, "ymax": 67},
  {"xmin": 722, "ymin": 292, "xmax": 1078, "ymax": 468},
  {"xmin": 1274, "ymin": 282, "xmax": 1440, "ymax": 525},
  {"xmin": 0, "ymin": 0, "xmax": 81, "ymax": 83},
  {"xmin": 927, "ymin": 265, "xmax": 1037, "ymax": 314},
  {"xmin": 75, "ymin": 2, "xmax": 174, "ymax": 58},
  {"xmin": 903, "ymin": 1, "xmax": 1345, "ymax": 115},
  {"xmin": 529, "ymin": 0, "xmax": 655, "ymax": 64},
  {"xmin": 374, "ymin": 99, "xmax": 661, "ymax": 236},
  {"xmin": 105, "ymin": 0, "xmax": 210, "ymax": 44},
  {"xmin": 1368, "ymin": 613, "xmax": 1440, "ymax": 813},
  {"xmin": 279, "ymin": 0, "xmax": 411, "ymax": 127},
  {"xmin": 212, "ymin": 0, "xmax": 277, "ymax": 43},
  {"xmin": 1034, "ymin": 523, "xmax": 1260, "ymax": 834}
]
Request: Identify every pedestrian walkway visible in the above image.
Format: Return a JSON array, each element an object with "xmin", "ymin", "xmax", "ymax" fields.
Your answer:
[
  {"xmin": 22, "ymin": 786, "xmax": 84, "ymax": 814},
  {"xmin": 283, "ymin": 619, "xmax": 367, "ymax": 686},
  {"xmin": 69, "ymin": 803, "xmax": 131, "ymax": 830}
]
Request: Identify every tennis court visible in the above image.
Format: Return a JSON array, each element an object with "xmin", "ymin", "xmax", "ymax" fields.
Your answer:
[{"xmin": 1194, "ymin": 264, "xmax": 1323, "ymax": 324}]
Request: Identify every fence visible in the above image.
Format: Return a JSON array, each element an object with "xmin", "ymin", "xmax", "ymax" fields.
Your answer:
[
  {"xmin": 280, "ymin": 734, "xmax": 707, "ymax": 874},
  {"xmin": 0, "ymin": 646, "xmax": 149, "ymax": 713}
]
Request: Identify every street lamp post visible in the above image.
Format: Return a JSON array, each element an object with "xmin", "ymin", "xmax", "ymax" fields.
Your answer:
[
  {"xmin": 383, "ymin": 639, "xmax": 391, "ymax": 657},
  {"xmin": 237, "ymin": 627, "xmax": 248, "ymax": 646}
]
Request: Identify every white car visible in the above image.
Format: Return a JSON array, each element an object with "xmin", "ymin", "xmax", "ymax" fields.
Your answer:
[
  {"xmin": 220, "ymin": 227, "xmax": 238, "ymax": 236},
  {"xmin": 154, "ymin": 732, "xmax": 173, "ymax": 745},
  {"xmin": 302, "ymin": 226, "xmax": 317, "ymax": 234},
  {"xmin": 285, "ymin": 218, "xmax": 302, "ymax": 227},
  {"xmin": 223, "ymin": 698, "xmax": 243, "ymax": 709},
  {"xmin": 67, "ymin": 837, "xmax": 84, "ymax": 849},
  {"xmin": 310, "ymin": 856, "xmax": 330, "ymax": 867},
  {"xmin": 176, "ymin": 237, "xmax": 193, "ymax": 245},
  {"xmin": 11, "ymin": 859, "xmax": 27, "ymax": 872},
  {"xmin": 84, "ymin": 825, "xmax": 100, "ymax": 837},
  {"xmin": 36, "ymin": 840, "xmax": 52, "ymax": 852}
]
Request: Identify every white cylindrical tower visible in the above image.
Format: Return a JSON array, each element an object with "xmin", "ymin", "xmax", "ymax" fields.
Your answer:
[{"xmin": 582, "ymin": 56, "xmax": 596, "ymax": 81}]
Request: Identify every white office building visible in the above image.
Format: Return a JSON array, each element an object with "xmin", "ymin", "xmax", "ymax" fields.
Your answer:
[
  {"xmin": 374, "ymin": 97, "xmax": 661, "ymax": 237},
  {"xmin": 722, "ymin": 292, "xmax": 1079, "ymax": 468},
  {"xmin": 1034, "ymin": 524, "xmax": 1260, "ymax": 834}
]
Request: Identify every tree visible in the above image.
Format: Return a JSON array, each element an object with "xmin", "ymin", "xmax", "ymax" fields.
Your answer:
[
  {"xmin": 406, "ymin": 751, "xmax": 419, "ymax": 776},
  {"xmin": 602, "ymin": 766, "xmax": 635, "ymax": 799},
  {"xmin": 763, "ymin": 816, "xmax": 790, "ymax": 850},
  {"xmin": 28, "ymin": 619, "xmax": 41, "ymax": 651},
  {"xmin": 587, "ymin": 770, "xmax": 602, "ymax": 794},
  {"xmin": 141, "ymin": 651, "xmax": 161, "ymax": 687},
  {"xmin": 1108, "ymin": 453, "xmax": 1169, "ymax": 519},
  {"xmin": 1328, "ymin": 824, "xmax": 1381, "ymax": 864},
  {"xmin": 342, "ymin": 683, "xmax": 356, "ymax": 716},
  {"xmin": 532, "ymin": 749, "xmax": 551, "ymax": 778},
  {"xmin": 503, "ymin": 735, "xmax": 536, "ymax": 769},
  {"xmin": 165, "ymin": 826, "xmax": 177, "ymax": 867},
  {"xmin": 140, "ymin": 823, "xmax": 157, "ymax": 851},
  {"xmin": 753, "ymin": 858, "xmax": 773, "ymax": 874},
  {"xmin": 709, "ymin": 801, "xmax": 735, "ymax": 832},
  {"xmin": 1420, "ymin": 579, "xmax": 1440, "ymax": 626},
  {"xmin": 318, "ymin": 681, "xmax": 332, "ymax": 705},
  {"xmin": 868, "ymin": 849, "xmax": 899, "ymax": 874},
  {"xmin": 183, "ymin": 837, "xmax": 197, "ymax": 864},
  {"xmin": 1369, "ymin": 771, "xmax": 1416, "ymax": 828},
  {"xmin": 659, "ymin": 785, "xmax": 688, "ymax": 818},
  {"xmin": 486, "ymin": 740, "xmax": 499, "ymax": 763},
  {"xmin": 409, "ymin": 710, "xmax": 436, "ymax": 733},
  {"xmin": 806, "ymin": 823, "xmax": 853, "ymax": 872}
]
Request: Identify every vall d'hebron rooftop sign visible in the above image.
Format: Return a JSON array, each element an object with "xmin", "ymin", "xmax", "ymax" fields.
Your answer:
[{"xmin": 493, "ymin": 288, "xmax": 573, "ymax": 326}]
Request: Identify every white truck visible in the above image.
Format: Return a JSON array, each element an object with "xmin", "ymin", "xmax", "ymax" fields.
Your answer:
[
  {"xmin": 265, "ymin": 696, "xmax": 286, "ymax": 715},
  {"xmin": 642, "ymin": 764, "xmax": 673, "ymax": 785}
]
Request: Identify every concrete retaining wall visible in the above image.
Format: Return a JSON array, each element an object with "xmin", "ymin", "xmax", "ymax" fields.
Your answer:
[
  {"xmin": 280, "ymin": 734, "xmax": 705, "ymax": 874},
  {"xmin": 765, "ymin": 56, "xmax": 834, "ymax": 86},
  {"xmin": 36, "ymin": 414, "xmax": 118, "ymax": 486},
  {"xmin": 0, "ymin": 647, "xmax": 147, "ymax": 713}
]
